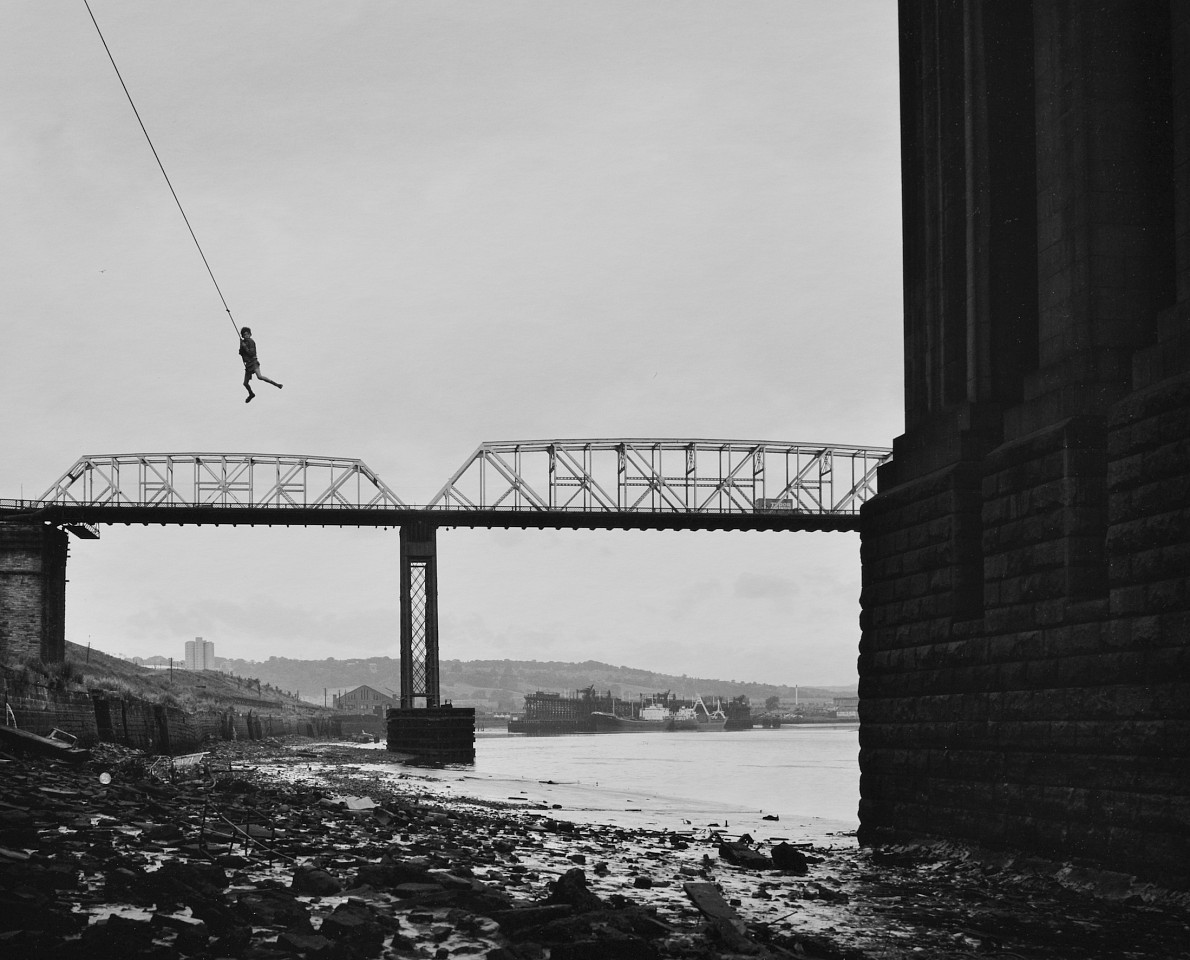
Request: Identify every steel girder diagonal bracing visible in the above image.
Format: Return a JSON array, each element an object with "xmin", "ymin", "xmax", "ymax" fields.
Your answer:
[
  {"xmin": 427, "ymin": 439, "xmax": 889, "ymax": 519},
  {"xmin": 36, "ymin": 453, "xmax": 407, "ymax": 511}
]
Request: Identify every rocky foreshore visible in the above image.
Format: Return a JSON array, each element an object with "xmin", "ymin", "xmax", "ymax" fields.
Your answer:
[{"xmin": 1, "ymin": 736, "xmax": 1187, "ymax": 959}]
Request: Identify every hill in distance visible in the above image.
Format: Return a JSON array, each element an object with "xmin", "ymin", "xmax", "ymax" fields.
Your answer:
[
  {"xmin": 212, "ymin": 655, "xmax": 857, "ymax": 714},
  {"xmin": 42, "ymin": 641, "xmax": 316, "ymax": 713}
]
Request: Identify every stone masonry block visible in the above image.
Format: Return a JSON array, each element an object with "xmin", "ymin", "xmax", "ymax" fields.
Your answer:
[
  {"xmin": 1146, "ymin": 576, "xmax": 1190, "ymax": 611},
  {"xmin": 1109, "ymin": 442, "xmax": 1190, "ymax": 491},
  {"xmin": 1109, "ymin": 370, "xmax": 1190, "ymax": 435},
  {"xmin": 1106, "ymin": 510, "xmax": 1189, "ymax": 552}
]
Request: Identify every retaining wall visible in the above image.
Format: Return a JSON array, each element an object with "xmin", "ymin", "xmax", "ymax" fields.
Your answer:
[{"xmin": 0, "ymin": 672, "xmax": 335, "ymax": 756}]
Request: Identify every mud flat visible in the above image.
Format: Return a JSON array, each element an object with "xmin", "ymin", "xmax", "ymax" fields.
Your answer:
[{"xmin": 0, "ymin": 736, "xmax": 1187, "ymax": 959}]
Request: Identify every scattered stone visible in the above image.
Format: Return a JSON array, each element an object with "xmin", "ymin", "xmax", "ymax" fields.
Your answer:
[
  {"xmin": 151, "ymin": 910, "xmax": 211, "ymax": 948},
  {"xmin": 490, "ymin": 904, "xmax": 574, "ymax": 931},
  {"xmin": 209, "ymin": 923, "xmax": 254, "ymax": 956},
  {"xmin": 354, "ymin": 855, "xmax": 433, "ymax": 888},
  {"xmin": 291, "ymin": 864, "xmax": 342, "ymax": 895},
  {"xmin": 79, "ymin": 914, "xmax": 160, "ymax": 953},
  {"xmin": 393, "ymin": 881, "xmax": 446, "ymax": 899},
  {"xmin": 771, "ymin": 841, "xmax": 810, "ymax": 874},
  {"xmin": 155, "ymin": 859, "xmax": 231, "ymax": 898},
  {"xmin": 142, "ymin": 821, "xmax": 185, "ymax": 842},
  {"xmin": 545, "ymin": 868, "xmax": 606, "ymax": 912},
  {"xmin": 550, "ymin": 935, "xmax": 658, "ymax": 959},
  {"xmin": 236, "ymin": 886, "xmax": 312, "ymax": 928},
  {"xmin": 718, "ymin": 840, "xmax": 772, "ymax": 871},
  {"xmin": 320, "ymin": 899, "xmax": 389, "ymax": 951}
]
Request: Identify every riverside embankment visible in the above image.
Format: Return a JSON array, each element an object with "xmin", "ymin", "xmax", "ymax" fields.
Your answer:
[
  {"xmin": 1, "ymin": 736, "xmax": 1188, "ymax": 959},
  {"xmin": 0, "ymin": 661, "xmax": 335, "ymax": 755}
]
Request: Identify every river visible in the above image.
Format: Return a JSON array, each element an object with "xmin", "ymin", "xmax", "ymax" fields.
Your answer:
[{"xmin": 359, "ymin": 724, "xmax": 860, "ymax": 843}]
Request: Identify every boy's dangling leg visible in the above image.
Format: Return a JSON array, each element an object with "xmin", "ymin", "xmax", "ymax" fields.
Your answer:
[{"xmin": 244, "ymin": 368, "xmax": 256, "ymax": 403}]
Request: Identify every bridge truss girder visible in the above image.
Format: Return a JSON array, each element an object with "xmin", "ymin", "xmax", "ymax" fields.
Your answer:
[
  {"xmin": 427, "ymin": 439, "xmax": 890, "ymax": 516},
  {"xmin": 38, "ymin": 453, "xmax": 406, "ymax": 511}
]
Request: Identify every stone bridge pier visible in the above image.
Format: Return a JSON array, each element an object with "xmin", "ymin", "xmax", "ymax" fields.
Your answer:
[
  {"xmin": 0, "ymin": 524, "xmax": 68, "ymax": 665},
  {"xmin": 860, "ymin": 0, "xmax": 1189, "ymax": 883}
]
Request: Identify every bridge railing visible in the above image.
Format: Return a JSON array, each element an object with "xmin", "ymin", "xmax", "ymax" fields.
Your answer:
[
  {"xmin": 36, "ymin": 454, "xmax": 407, "ymax": 509},
  {"xmin": 426, "ymin": 439, "xmax": 891, "ymax": 515}
]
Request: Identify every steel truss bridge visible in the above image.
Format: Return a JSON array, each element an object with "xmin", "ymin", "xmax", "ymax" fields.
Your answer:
[
  {"xmin": 0, "ymin": 439, "xmax": 891, "ymax": 708},
  {"xmin": 2, "ymin": 439, "xmax": 890, "ymax": 533}
]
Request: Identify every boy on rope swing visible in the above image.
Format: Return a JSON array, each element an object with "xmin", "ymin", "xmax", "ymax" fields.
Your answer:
[{"xmin": 238, "ymin": 326, "xmax": 283, "ymax": 402}]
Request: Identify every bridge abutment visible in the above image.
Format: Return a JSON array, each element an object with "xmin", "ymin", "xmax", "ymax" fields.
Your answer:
[
  {"xmin": 0, "ymin": 524, "xmax": 68, "ymax": 665},
  {"xmin": 861, "ymin": 2, "xmax": 1189, "ymax": 881}
]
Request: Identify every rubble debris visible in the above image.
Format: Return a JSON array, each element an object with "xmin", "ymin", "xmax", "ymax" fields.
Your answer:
[
  {"xmin": 0, "ymin": 723, "xmax": 90, "ymax": 763},
  {"xmin": 0, "ymin": 736, "xmax": 1183, "ymax": 960},
  {"xmin": 719, "ymin": 838, "xmax": 773, "ymax": 870},
  {"xmin": 771, "ymin": 842, "xmax": 810, "ymax": 874},
  {"xmin": 684, "ymin": 880, "xmax": 754, "ymax": 952}
]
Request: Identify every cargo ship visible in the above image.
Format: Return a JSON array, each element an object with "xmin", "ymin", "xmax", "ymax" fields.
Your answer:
[
  {"xmin": 592, "ymin": 695, "xmax": 728, "ymax": 732},
  {"xmin": 723, "ymin": 695, "xmax": 754, "ymax": 730},
  {"xmin": 509, "ymin": 688, "xmax": 751, "ymax": 735},
  {"xmin": 506, "ymin": 687, "xmax": 616, "ymax": 735},
  {"xmin": 590, "ymin": 700, "xmax": 671, "ymax": 732},
  {"xmin": 667, "ymin": 696, "xmax": 728, "ymax": 731}
]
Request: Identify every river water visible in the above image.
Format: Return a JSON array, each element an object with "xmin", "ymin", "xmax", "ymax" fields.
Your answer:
[{"xmin": 366, "ymin": 724, "xmax": 861, "ymax": 843}]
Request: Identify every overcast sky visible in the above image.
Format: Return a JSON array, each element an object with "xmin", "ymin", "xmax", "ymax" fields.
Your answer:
[{"xmin": 1, "ymin": 1, "xmax": 902, "ymax": 686}]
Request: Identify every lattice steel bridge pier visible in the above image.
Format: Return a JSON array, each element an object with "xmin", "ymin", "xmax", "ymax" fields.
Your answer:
[
  {"xmin": 398, "ymin": 518, "xmax": 439, "ymax": 709},
  {"xmin": 391, "ymin": 518, "xmax": 476, "ymax": 761}
]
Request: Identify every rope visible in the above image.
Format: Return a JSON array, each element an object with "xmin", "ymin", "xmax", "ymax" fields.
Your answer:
[{"xmin": 83, "ymin": 0, "xmax": 241, "ymax": 339}]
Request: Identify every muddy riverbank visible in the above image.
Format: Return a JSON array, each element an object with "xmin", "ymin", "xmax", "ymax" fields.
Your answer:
[{"xmin": 1, "ymin": 736, "xmax": 1186, "ymax": 958}]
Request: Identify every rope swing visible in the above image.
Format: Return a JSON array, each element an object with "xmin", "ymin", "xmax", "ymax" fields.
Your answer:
[{"xmin": 83, "ymin": 0, "xmax": 240, "ymax": 339}]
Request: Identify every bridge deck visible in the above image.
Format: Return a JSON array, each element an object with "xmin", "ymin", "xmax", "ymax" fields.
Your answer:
[{"xmin": 0, "ymin": 502, "xmax": 861, "ymax": 533}]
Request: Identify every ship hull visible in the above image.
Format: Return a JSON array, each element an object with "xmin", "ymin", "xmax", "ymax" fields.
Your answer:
[
  {"xmin": 590, "ymin": 711, "xmax": 667, "ymax": 732},
  {"xmin": 671, "ymin": 716, "xmax": 727, "ymax": 731}
]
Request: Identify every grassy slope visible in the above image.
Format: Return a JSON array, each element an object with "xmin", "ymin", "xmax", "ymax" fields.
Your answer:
[{"xmin": 56, "ymin": 641, "xmax": 319, "ymax": 713}]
